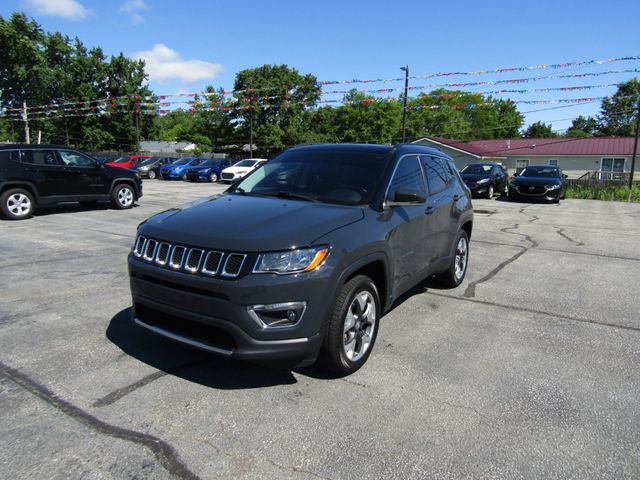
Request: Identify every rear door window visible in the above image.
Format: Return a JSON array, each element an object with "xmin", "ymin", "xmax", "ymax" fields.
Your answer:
[
  {"xmin": 23, "ymin": 150, "xmax": 60, "ymax": 166},
  {"xmin": 421, "ymin": 156, "xmax": 449, "ymax": 195}
]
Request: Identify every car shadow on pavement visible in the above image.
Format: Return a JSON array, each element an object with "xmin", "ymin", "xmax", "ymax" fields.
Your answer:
[
  {"xmin": 106, "ymin": 307, "xmax": 298, "ymax": 390},
  {"xmin": 33, "ymin": 202, "xmax": 139, "ymax": 217}
]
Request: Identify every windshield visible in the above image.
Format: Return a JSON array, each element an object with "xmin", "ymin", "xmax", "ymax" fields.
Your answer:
[
  {"xmin": 172, "ymin": 158, "xmax": 189, "ymax": 165},
  {"xmin": 235, "ymin": 149, "xmax": 390, "ymax": 206},
  {"xmin": 189, "ymin": 158, "xmax": 203, "ymax": 166},
  {"xmin": 138, "ymin": 157, "xmax": 158, "ymax": 167},
  {"xmin": 234, "ymin": 160, "xmax": 257, "ymax": 168},
  {"xmin": 520, "ymin": 166, "xmax": 559, "ymax": 178},
  {"xmin": 114, "ymin": 157, "xmax": 131, "ymax": 163},
  {"xmin": 201, "ymin": 159, "xmax": 218, "ymax": 167},
  {"xmin": 461, "ymin": 164, "xmax": 492, "ymax": 174}
]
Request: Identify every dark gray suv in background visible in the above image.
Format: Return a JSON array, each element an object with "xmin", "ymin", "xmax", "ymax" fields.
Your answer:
[{"xmin": 129, "ymin": 144, "xmax": 473, "ymax": 375}]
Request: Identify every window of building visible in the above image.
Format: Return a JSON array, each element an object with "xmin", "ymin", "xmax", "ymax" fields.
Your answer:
[{"xmin": 548, "ymin": 159, "xmax": 559, "ymax": 167}]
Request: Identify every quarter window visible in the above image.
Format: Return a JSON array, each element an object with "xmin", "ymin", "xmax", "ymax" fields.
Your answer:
[
  {"xmin": 421, "ymin": 156, "xmax": 449, "ymax": 195},
  {"xmin": 387, "ymin": 156, "xmax": 426, "ymax": 200}
]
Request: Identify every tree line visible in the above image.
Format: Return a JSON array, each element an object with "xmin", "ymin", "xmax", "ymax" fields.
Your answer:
[{"xmin": 1, "ymin": 12, "xmax": 639, "ymax": 157}]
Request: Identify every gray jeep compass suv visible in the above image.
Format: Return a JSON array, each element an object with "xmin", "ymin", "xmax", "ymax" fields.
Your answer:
[{"xmin": 129, "ymin": 144, "xmax": 473, "ymax": 375}]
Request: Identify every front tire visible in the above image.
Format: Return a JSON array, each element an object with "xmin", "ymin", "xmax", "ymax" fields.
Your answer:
[
  {"xmin": 486, "ymin": 185, "xmax": 494, "ymax": 199},
  {"xmin": 209, "ymin": 172, "xmax": 218, "ymax": 182},
  {"xmin": 1, "ymin": 188, "xmax": 35, "ymax": 220},
  {"xmin": 181, "ymin": 173, "xmax": 188, "ymax": 181},
  {"xmin": 111, "ymin": 184, "xmax": 135, "ymax": 209},
  {"xmin": 318, "ymin": 275, "xmax": 380, "ymax": 376},
  {"xmin": 148, "ymin": 170, "xmax": 157, "ymax": 180},
  {"xmin": 435, "ymin": 230, "xmax": 469, "ymax": 288}
]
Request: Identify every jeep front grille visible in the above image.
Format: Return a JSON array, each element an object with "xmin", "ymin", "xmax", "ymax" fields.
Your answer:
[{"xmin": 133, "ymin": 236, "xmax": 246, "ymax": 279}]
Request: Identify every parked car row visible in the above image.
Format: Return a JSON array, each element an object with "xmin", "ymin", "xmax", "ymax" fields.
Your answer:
[{"xmin": 459, "ymin": 162, "xmax": 568, "ymax": 203}]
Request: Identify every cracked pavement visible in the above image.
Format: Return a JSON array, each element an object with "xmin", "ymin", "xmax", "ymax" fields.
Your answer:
[{"xmin": 1, "ymin": 181, "xmax": 639, "ymax": 479}]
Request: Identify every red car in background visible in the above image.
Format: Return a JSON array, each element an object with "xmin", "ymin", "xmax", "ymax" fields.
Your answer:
[{"xmin": 105, "ymin": 155, "xmax": 151, "ymax": 169}]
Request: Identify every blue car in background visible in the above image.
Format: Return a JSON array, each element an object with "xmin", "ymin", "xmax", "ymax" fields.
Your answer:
[
  {"xmin": 159, "ymin": 157, "xmax": 204, "ymax": 180},
  {"xmin": 185, "ymin": 158, "xmax": 237, "ymax": 182}
]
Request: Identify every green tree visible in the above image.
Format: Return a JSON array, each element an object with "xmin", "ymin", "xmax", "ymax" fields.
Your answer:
[
  {"xmin": 565, "ymin": 115, "xmax": 599, "ymax": 138},
  {"xmin": 0, "ymin": 12, "xmax": 153, "ymax": 150},
  {"xmin": 404, "ymin": 89, "xmax": 523, "ymax": 141},
  {"xmin": 233, "ymin": 64, "xmax": 321, "ymax": 156},
  {"xmin": 333, "ymin": 90, "xmax": 402, "ymax": 143},
  {"xmin": 522, "ymin": 121, "xmax": 558, "ymax": 138},
  {"xmin": 598, "ymin": 78, "xmax": 640, "ymax": 136}
]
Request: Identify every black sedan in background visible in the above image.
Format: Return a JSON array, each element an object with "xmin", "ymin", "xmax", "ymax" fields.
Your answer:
[
  {"xmin": 459, "ymin": 163, "xmax": 509, "ymax": 198},
  {"xmin": 135, "ymin": 156, "xmax": 177, "ymax": 179},
  {"xmin": 508, "ymin": 165, "xmax": 568, "ymax": 203}
]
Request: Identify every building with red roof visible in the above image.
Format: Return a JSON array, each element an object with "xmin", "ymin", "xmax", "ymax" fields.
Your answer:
[{"xmin": 413, "ymin": 136, "xmax": 638, "ymax": 179}]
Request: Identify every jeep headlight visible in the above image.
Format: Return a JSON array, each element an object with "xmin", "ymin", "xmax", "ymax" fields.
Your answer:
[{"xmin": 254, "ymin": 246, "xmax": 329, "ymax": 274}]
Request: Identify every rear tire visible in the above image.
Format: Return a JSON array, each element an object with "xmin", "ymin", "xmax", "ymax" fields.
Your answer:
[
  {"xmin": 435, "ymin": 230, "xmax": 469, "ymax": 288},
  {"xmin": 111, "ymin": 184, "xmax": 135, "ymax": 209},
  {"xmin": 1, "ymin": 188, "xmax": 35, "ymax": 220},
  {"xmin": 317, "ymin": 275, "xmax": 380, "ymax": 376}
]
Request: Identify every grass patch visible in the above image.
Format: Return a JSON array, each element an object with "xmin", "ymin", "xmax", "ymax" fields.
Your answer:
[{"xmin": 566, "ymin": 184, "xmax": 640, "ymax": 202}]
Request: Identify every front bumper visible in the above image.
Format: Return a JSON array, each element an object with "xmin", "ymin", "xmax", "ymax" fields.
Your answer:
[
  {"xmin": 128, "ymin": 255, "xmax": 333, "ymax": 364},
  {"xmin": 186, "ymin": 173, "xmax": 208, "ymax": 182},
  {"xmin": 509, "ymin": 185, "xmax": 560, "ymax": 201}
]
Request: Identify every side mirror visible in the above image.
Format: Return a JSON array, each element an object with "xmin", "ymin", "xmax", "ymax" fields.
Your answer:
[
  {"xmin": 562, "ymin": 174, "xmax": 568, "ymax": 179},
  {"xmin": 386, "ymin": 189, "xmax": 426, "ymax": 208},
  {"xmin": 513, "ymin": 172, "xmax": 518, "ymax": 177}
]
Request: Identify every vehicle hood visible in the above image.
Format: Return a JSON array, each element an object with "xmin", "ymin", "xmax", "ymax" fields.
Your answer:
[
  {"xmin": 187, "ymin": 165, "xmax": 215, "ymax": 172},
  {"xmin": 223, "ymin": 166, "xmax": 252, "ymax": 174},
  {"xmin": 460, "ymin": 173, "xmax": 491, "ymax": 182},
  {"xmin": 512, "ymin": 176, "xmax": 560, "ymax": 186},
  {"xmin": 139, "ymin": 194, "xmax": 364, "ymax": 251},
  {"xmin": 161, "ymin": 164, "xmax": 189, "ymax": 171}
]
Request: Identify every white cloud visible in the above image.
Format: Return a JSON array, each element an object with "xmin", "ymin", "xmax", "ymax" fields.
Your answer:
[
  {"xmin": 134, "ymin": 44, "xmax": 224, "ymax": 84},
  {"xmin": 23, "ymin": 0, "xmax": 89, "ymax": 20},
  {"xmin": 120, "ymin": 0, "xmax": 147, "ymax": 24}
]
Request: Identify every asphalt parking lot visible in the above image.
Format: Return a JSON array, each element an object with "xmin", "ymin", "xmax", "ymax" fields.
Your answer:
[{"xmin": 1, "ymin": 180, "xmax": 639, "ymax": 479}]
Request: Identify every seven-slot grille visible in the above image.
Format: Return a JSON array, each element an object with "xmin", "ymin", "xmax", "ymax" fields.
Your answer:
[{"xmin": 132, "ymin": 236, "xmax": 246, "ymax": 278}]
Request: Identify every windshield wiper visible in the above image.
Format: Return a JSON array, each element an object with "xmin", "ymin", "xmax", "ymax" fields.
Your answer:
[{"xmin": 262, "ymin": 191, "xmax": 318, "ymax": 202}]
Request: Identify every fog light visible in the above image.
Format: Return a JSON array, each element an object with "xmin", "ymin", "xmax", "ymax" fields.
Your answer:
[{"xmin": 247, "ymin": 302, "xmax": 307, "ymax": 329}]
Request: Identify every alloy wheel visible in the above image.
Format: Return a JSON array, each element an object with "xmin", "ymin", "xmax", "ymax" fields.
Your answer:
[
  {"xmin": 342, "ymin": 291, "xmax": 377, "ymax": 362},
  {"xmin": 7, "ymin": 193, "xmax": 31, "ymax": 216},
  {"xmin": 117, "ymin": 187, "xmax": 134, "ymax": 207},
  {"xmin": 454, "ymin": 236, "xmax": 468, "ymax": 281}
]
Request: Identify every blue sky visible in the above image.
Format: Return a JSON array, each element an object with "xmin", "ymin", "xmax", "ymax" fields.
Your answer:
[{"xmin": 2, "ymin": 0, "xmax": 640, "ymax": 133}]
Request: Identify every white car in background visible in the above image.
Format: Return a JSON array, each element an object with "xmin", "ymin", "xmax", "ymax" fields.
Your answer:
[{"xmin": 220, "ymin": 158, "xmax": 267, "ymax": 183}]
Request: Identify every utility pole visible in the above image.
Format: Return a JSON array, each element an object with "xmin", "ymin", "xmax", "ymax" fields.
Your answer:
[
  {"xmin": 628, "ymin": 99, "xmax": 640, "ymax": 201},
  {"xmin": 22, "ymin": 101, "xmax": 30, "ymax": 144},
  {"xmin": 62, "ymin": 96, "xmax": 70, "ymax": 145},
  {"xmin": 248, "ymin": 83, "xmax": 254, "ymax": 159},
  {"xmin": 135, "ymin": 111, "xmax": 140, "ymax": 152},
  {"xmin": 400, "ymin": 65, "xmax": 409, "ymax": 143}
]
